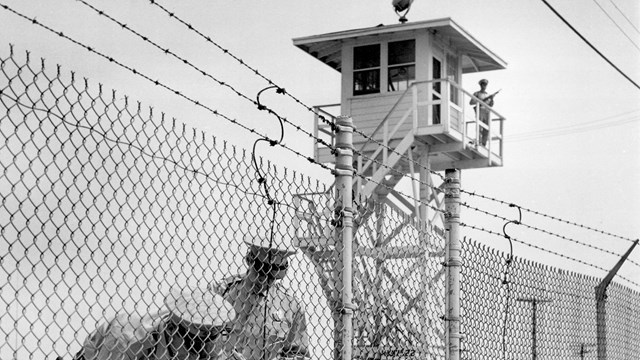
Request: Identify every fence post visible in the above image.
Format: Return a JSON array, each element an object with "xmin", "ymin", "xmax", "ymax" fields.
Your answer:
[
  {"xmin": 444, "ymin": 169, "xmax": 461, "ymax": 360},
  {"xmin": 334, "ymin": 116, "xmax": 354, "ymax": 360},
  {"xmin": 595, "ymin": 239, "xmax": 638, "ymax": 360}
]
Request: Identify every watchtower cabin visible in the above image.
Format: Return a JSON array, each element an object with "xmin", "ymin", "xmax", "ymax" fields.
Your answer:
[{"xmin": 294, "ymin": 18, "xmax": 507, "ymax": 203}]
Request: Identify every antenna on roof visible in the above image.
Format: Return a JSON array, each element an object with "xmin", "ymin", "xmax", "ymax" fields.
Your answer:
[{"xmin": 392, "ymin": 0, "xmax": 414, "ymax": 23}]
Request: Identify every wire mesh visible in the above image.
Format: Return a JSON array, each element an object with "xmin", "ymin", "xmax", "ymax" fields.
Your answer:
[
  {"xmin": 4, "ymin": 41, "xmax": 639, "ymax": 360},
  {"xmin": 461, "ymin": 237, "xmax": 640, "ymax": 359},
  {"xmin": 0, "ymin": 46, "xmax": 334, "ymax": 360}
]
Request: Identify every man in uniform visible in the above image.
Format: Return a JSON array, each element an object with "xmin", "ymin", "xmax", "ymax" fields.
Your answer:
[
  {"xmin": 210, "ymin": 235, "xmax": 309, "ymax": 360},
  {"xmin": 73, "ymin": 287, "xmax": 239, "ymax": 360},
  {"xmin": 469, "ymin": 79, "xmax": 496, "ymax": 146}
]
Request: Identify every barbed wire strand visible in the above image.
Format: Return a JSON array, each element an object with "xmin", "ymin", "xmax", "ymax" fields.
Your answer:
[
  {"xmin": 460, "ymin": 189, "xmax": 637, "ymax": 243},
  {"xmin": 75, "ymin": 0, "xmax": 337, "ymax": 156},
  {"xmin": 143, "ymin": 0, "xmax": 639, "ymax": 249},
  {"xmin": 0, "ymin": 2, "xmax": 338, "ymax": 180},
  {"xmin": 460, "ymin": 222, "xmax": 640, "ymax": 288},
  {"xmin": 76, "ymin": 0, "xmax": 452, "ymax": 202},
  {"xmin": 6, "ymin": 1, "xmax": 632, "ymax": 256},
  {"xmin": 460, "ymin": 202, "xmax": 640, "ymax": 270},
  {"xmin": 144, "ymin": 0, "xmax": 449, "ymax": 184}
]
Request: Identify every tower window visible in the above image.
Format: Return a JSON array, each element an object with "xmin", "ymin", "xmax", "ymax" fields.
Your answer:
[
  {"xmin": 388, "ymin": 39, "xmax": 415, "ymax": 92},
  {"xmin": 353, "ymin": 44, "xmax": 380, "ymax": 95}
]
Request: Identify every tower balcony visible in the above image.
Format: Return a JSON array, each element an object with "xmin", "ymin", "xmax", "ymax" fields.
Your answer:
[{"xmin": 313, "ymin": 78, "xmax": 505, "ymax": 174}]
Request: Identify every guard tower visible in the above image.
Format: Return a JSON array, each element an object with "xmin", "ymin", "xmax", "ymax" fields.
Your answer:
[
  {"xmin": 292, "ymin": 18, "xmax": 507, "ymax": 359},
  {"xmin": 294, "ymin": 18, "xmax": 507, "ymax": 207}
]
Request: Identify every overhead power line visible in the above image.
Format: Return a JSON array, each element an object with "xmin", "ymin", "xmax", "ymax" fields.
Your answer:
[
  {"xmin": 607, "ymin": 0, "xmax": 640, "ymax": 35},
  {"xmin": 507, "ymin": 109, "xmax": 640, "ymax": 142},
  {"xmin": 540, "ymin": 0, "xmax": 640, "ymax": 91},
  {"xmin": 591, "ymin": 0, "xmax": 640, "ymax": 53}
]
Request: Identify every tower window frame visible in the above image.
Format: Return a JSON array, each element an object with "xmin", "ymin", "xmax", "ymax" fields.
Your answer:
[
  {"xmin": 353, "ymin": 44, "xmax": 381, "ymax": 96},
  {"xmin": 387, "ymin": 39, "xmax": 416, "ymax": 92}
]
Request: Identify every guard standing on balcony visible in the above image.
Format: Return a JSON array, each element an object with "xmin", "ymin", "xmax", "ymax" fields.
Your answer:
[
  {"xmin": 470, "ymin": 79, "xmax": 497, "ymax": 146},
  {"xmin": 210, "ymin": 236, "xmax": 309, "ymax": 360}
]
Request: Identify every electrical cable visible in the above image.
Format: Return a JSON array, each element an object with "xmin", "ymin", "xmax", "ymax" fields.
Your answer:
[
  {"xmin": 606, "ymin": 0, "xmax": 640, "ymax": 35},
  {"xmin": 591, "ymin": 0, "xmax": 640, "ymax": 53},
  {"xmin": 507, "ymin": 109, "xmax": 640, "ymax": 142},
  {"xmin": 540, "ymin": 0, "xmax": 640, "ymax": 91}
]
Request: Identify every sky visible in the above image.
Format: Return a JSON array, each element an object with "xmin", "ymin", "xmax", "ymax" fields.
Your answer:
[{"xmin": 1, "ymin": 0, "xmax": 639, "ymax": 290}]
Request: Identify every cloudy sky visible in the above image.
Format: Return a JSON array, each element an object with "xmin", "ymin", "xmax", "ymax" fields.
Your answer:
[{"xmin": 1, "ymin": 0, "xmax": 639, "ymax": 286}]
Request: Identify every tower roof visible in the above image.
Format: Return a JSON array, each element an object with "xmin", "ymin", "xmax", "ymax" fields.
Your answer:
[{"xmin": 293, "ymin": 18, "xmax": 507, "ymax": 73}]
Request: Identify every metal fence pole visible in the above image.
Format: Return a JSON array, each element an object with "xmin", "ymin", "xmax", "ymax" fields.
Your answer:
[
  {"xmin": 334, "ymin": 116, "xmax": 354, "ymax": 360},
  {"xmin": 444, "ymin": 169, "xmax": 461, "ymax": 360},
  {"xmin": 595, "ymin": 239, "xmax": 638, "ymax": 360}
]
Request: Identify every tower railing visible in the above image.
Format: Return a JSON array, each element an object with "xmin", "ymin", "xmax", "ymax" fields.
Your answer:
[{"xmin": 313, "ymin": 79, "xmax": 506, "ymax": 170}]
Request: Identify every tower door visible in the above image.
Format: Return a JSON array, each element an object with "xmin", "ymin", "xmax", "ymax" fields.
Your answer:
[{"xmin": 431, "ymin": 56, "xmax": 442, "ymax": 125}]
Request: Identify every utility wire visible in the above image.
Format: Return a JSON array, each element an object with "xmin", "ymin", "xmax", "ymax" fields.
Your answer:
[
  {"xmin": 607, "ymin": 0, "xmax": 640, "ymax": 35},
  {"xmin": 591, "ymin": 0, "xmax": 640, "ymax": 52},
  {"xmin": 540, "ymin": 0, "xmax": 640, "ymax": 91},
  {"xmin": 507, "ymin": 109, "xmax": 640, "ymax": 142}
]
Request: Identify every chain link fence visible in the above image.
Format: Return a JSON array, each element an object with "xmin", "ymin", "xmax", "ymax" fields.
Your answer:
[
  {"xmin": 461, "ymin": 237, "xmax": 640, "ymax": 359},
  {"xmin": 2, "ymin": 44, "xmax": 640, "ymax": 360},
  {"xmin": 0, "ymin": 45, "xmax": 337, "ymax": 360}
]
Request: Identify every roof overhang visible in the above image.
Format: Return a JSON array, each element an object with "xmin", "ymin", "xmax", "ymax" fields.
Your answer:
[{"xmin": 293, "ymin": 18, "xmax": 507, "ymax": 73}]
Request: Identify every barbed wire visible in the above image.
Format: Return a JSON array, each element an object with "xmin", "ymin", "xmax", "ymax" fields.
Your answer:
[
  {"xmin": 75, "ymin": 0, "xmax": 337, "ymax": 156},
  {"xmin": 460, "ymin": 189, "xmax": 637, "ymax": 243},
  {"xmin": 6, "ymin": 1, "xmax": 633, "ymax": 260},
  {"xmin": 144, "ymin": 0, "xmax": 449, "ymax": 184},
  {"xmin": 460, "ymin": 222, "xmax": 640, "ymax": 288},
  {"xmin": 80, "ymin": 0, "xmax": 449, "ymax": 199},
  {"xmin": 142, "ymin": 0, "xmax": 640, "ymax": 251},
  {"xmin": 460, "ymin": 202, "xmax": 640, "ymax": 269},
  {"xmin": 0, "ymin": 3, "xmax": 445, "ymax": 237},
  {"xmin": 0, "ymin": 2, "xmax": 337, "ymax": 179}
]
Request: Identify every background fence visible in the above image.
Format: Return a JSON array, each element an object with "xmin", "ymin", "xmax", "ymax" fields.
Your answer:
[
  {"xmin": 2, "ymin": 45, "xmax": 639, "ymax": 360},
  {"xmin": 461, "ymin": 237, "xmax": 640, "ymax": 359}
]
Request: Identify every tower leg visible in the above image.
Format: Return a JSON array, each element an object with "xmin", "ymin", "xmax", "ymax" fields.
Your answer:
[
  {"xmin": 418, "ymin": 152, "xmax": 430, "ymax": 226},
  {"xmin": 444, "ymin": 169, "xmax": 461, "ymax": 360}
]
